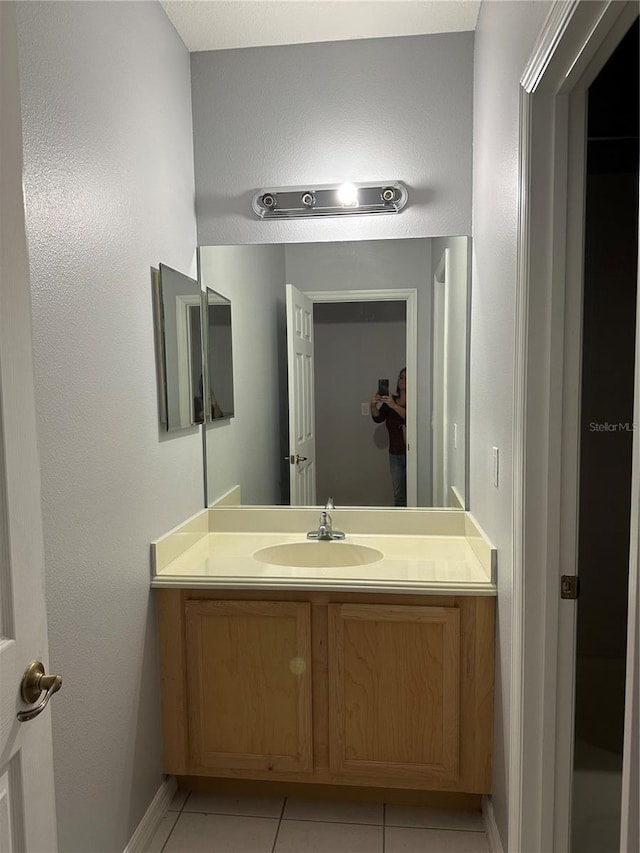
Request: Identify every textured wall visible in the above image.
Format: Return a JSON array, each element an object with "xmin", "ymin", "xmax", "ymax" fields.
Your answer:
[
  {"xmin": 470, "ymin": 2, "xmax": 552, "ymax": 848},
  {"xmin": 191, "ymin": 32, "xmax": 474, "ymax": 246},
  {"xmin": 16, "ymin": 2, "xmax": 200, "ymax": 851}
]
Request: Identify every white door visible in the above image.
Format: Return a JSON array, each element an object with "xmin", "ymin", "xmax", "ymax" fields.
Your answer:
[
  {"xmin": 285, "ymin": 284, "xmax": 316, "ymax": 505},
  {"xmin": 0, "ymin": 4, "xmax": 58, "ymax": 850}
]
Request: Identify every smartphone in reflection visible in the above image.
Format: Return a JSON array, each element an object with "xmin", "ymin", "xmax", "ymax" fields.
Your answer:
[{"xmin": 378, "ymin": 379, "xmax": 389, "ymax": 397}]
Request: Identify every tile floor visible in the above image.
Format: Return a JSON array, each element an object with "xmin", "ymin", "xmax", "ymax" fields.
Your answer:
[{"xmin": 148, "ymin": 790, "xmax": 490, "ymax": 852}]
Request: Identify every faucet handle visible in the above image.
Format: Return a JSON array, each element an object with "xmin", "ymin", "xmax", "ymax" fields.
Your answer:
[{"xmin": 325, "ymin": 497, "xmax": 335, "ymax": 510}]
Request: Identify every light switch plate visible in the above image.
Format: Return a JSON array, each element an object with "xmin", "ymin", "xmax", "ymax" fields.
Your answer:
[
  {"xmin": 492, "ymin": 447, "xmax": 499, "ymax": 487},
  {"xmin": 361, "ymin": 403, "xmax": 369, "ymax": 416}
]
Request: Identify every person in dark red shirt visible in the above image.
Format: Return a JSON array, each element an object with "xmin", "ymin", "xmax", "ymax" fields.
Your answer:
[{"xmin": 370, "ymin": 368, "xmax": 407, "ymax": 506}]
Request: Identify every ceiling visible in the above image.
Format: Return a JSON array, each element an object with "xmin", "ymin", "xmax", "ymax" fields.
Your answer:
[{"xmin": 160, "ymin": 1, "xmax": 481, "ymax": 53}]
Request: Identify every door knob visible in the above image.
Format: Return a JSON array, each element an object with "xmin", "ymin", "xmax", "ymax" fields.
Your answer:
[{"xmin": 17, "ymin": 660, "xmax": 63, "ymax": 722}]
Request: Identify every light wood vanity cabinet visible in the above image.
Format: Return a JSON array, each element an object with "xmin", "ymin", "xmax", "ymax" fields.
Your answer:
[{"xmin": 157, "ymin": 589, "xmax": 494, "ymax": 796}]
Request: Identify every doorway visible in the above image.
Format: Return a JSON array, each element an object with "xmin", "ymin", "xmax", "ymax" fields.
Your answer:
[
  {"xmin": 313, "ymin": 299, "xmax": 407, "ymax": 506},
  {"xmin": 570, "ymin": 17, "xmax": 639, "ymax": 853},
  {"xmin": 513, "ymin": 3, "xmax": 640, "ymax": 850}
]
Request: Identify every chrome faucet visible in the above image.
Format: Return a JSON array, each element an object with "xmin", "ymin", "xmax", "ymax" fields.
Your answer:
[{"xmin": 307, "ymin": 497, "xmax": 346, "ymax": 541}]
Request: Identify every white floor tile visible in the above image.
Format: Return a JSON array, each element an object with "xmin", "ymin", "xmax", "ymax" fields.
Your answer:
[
  {"xmin": 146, "ymin": 811, "xmax": 179, "ymax": 853},
  {"xmin": 182, "ymin": 792, "xmax": 284, "ymax": 818},
  {"xmin": 386, "ymin": 826, "xmax": 490, "ymax": 853},
  {"xmin": 385, "ymin": 804, "xmax": 484, "ymax": 832},
  {"xmin": 275, "ymin": 819, "xmax": 383, "ymax": 853},
  {"xmin": 283, "ymin": 798, "xmax": 383, "ymax": 825},
  {"xmin": 163, "ymin": 812, "xmax": 278, "ymax": 853},
  {"xmin": 168, "ymin": 789, "xmax": 190, "ymax": 811}
]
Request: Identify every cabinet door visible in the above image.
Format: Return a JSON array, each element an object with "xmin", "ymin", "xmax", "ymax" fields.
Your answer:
[
  {"xmin": 328, "ymin": 603, "xmax": 460, "ymax": 784},
  {"xmin": 186, "ymin": 600, "xmax": 313, "ymax": 773}
]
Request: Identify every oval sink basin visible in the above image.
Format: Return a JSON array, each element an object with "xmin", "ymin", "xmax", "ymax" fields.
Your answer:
[{"xmin": 253, "ymin": 541, "xmax": 384, "ymax": 569}]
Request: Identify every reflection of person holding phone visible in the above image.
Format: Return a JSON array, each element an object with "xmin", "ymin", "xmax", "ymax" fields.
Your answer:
[{"xmin": 370, "ymin": 367, "xmax": 407, "ymax": 506}]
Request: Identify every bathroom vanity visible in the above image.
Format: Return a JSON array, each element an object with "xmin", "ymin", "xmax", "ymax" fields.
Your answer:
[{"xmin": 152, "ymin": 506, "xmax": 496, "ymax": 803}]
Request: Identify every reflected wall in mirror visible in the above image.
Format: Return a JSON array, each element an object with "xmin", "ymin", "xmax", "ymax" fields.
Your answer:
[
  {"xmin": 152, "ymin": 263, "xmax": 203, "ymax": 431},
  {"xmin": 203, "ymin": 287, "xmax": 235, "ymax": 421},
  {"xmin": 200, "ymin": 237, "xmax": 469, "ymax": 508}
]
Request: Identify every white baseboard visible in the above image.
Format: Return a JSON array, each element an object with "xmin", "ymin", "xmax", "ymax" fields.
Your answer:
[
  {"xmin": 124, "ymin": 775, "xmax": 177, "ymax": 853},
  {"xmin": 483, "ymin": 795, "xmax": 505, "ymax": 853}
]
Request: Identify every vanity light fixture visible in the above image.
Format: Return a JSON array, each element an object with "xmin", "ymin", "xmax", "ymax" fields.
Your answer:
[{"xmin": 252, "ymin": 181, "xmax": 408, "ymax": 219}]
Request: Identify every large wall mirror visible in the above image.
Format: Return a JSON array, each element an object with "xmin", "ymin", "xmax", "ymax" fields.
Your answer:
[{"xmin": 200, "ymin": 237, "xmax": 470, "ymax": 509}]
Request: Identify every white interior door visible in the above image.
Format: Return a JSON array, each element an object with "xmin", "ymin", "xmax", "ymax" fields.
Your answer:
[
  {"xmin": 0, "ymin": 4, "xmax": 58, "ymax": 850},
  {"xmin": 285, "ymin": 284, "xmax": 316, "ymax": 505}
]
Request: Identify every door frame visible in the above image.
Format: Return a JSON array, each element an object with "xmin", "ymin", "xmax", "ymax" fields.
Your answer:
[
  {"xmin": 305, "ymin": 288, "xmax": 418, "ymax": 506},
  {"xmin": 512, "ymin": 1, "xmax": 639, "ymax": 850}
]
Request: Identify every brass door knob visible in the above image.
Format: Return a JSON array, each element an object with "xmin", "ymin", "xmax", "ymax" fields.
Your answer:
[{"xmin": 17, "ymin": 660, "xmax": 63, "ymax": 722}]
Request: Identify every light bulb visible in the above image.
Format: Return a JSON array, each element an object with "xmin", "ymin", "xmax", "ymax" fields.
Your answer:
[{"xmin": 336, "ymin": 183, "xmax": 358, "ymax": 206}]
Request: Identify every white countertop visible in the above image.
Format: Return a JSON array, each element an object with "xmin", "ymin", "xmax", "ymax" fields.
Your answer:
[{"xmin": 151, "ymin": 530, "xmax": 497, "ymax": 596}]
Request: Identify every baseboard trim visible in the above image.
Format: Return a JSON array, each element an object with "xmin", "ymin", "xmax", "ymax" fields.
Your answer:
[
  {"xmin": 483, "ymin": 796, "xmax": 505, "ymax": 853},
  {"xmin": 123, "ymin": 775, "xmax": 176, "ymax": 853}
]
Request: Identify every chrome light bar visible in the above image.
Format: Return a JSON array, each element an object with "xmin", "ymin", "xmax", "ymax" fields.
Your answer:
[{"xmin": 252, "ymin": 181, "xmax": 408, "ymax": 219}]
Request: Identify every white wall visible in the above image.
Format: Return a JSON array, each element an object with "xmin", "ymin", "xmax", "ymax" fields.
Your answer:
[
  {"xmin": 201, "ymin": 244, "xmax": 286, "ymax": 505},
  {"xmin": 191, "ymin": 32, "xmax": 474, "ymax": 246},
  {"xmin": 15, "ymin": 2, "xmax": 200, "ymax": 851},
  {"xmin": 470, "ymin": 2, "xmax": 552, "ymax": 848}
]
